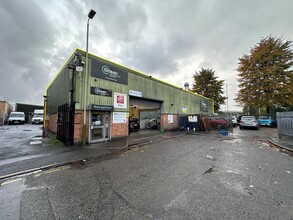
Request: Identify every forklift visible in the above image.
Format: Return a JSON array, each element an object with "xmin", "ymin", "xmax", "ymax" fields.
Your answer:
[{"xmin": 129, "ymin": 105, "xmax": 140, "ymax": 132}]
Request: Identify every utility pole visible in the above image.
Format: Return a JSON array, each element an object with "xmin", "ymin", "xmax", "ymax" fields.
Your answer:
[
  {"xmin": 82, "ymin": 9, "xmax": 96, "ymax": 145},
  {"xmin": 226, "ymin": 84, "xmax": 229, "ymax": 113}
]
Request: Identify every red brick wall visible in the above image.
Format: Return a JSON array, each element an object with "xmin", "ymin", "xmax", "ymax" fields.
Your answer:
[
  {"xmin": 73, "ymin": 110, "xmax": 89, "ymax": 144},
  {"xmin": 0, "ymin": 101, "xmax": 13, "ymax": 115},
  {"xmin": 111, "ymin": 120, "xmax": 129, "ymax": 138},
  {"xmin": 160, "ymin": 114, "xmax": 179, "ymax": 131},
  {"xmin": 0, "ymin": 102, "xmax": 5, "ymax": 113},
  {"xmin": 47, "ymin": 110, "xmax": 129, "ymax": 144},
  {"xmin": 47, "ymin": 113, "xmax": 57, "ymax": 133},
  {"xmin": 73, "ymin": 111, "xmax": 82, "ymax": 144},
  {"xmin": 47, "ymin": 110, "xmax": 88, "ymax": 144}
]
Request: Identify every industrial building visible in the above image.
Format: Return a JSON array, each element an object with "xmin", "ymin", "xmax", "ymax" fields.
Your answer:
[
  {"xmin": 15, "ymin": 103, "xmax": 43, "ymax": 123},
  {"xmin": 45, "ymin": 48, "xmax": 213, "ymax": 145},
  {"xmin": 0, "ymin": 100, "xmax": 13, "ymax": 125}
]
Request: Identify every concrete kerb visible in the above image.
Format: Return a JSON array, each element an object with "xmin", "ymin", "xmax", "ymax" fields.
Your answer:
[
  {"xmin": 268, "ymin": 140, "xmax": 293, "ymax": 156},
  {"xmin": 0, "ymin": 133, "xmax": 184, "ymax": 182},
  {"xmin": 0, "ymin": 148, "xmax": 126, "ymax": 182}
]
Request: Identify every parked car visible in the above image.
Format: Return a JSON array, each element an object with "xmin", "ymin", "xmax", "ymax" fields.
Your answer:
[
  {"xmin": 225, "ymin": 115, "xmax": 238, "ymax": 127},
  {"xmin": 239, "ymin": 116, "xmax": 259, "ymax": 130},
  {"xmin": 231, "ymin": 116, "xmax": 238, "ymax": 127},
  {"xmin": 257, "ymin": 116, "xmax": 277, "ymax": 127},
  {"xmin": 207, "ymin": 116, "xmax": 232, "ymax": 129},
  {"xmin": 32, "ymin": 109, "xmax": 44, "ymax": 124},
  {"xmin": 8, "ymin": 112, "xmax": 25, "ymax": 125}
]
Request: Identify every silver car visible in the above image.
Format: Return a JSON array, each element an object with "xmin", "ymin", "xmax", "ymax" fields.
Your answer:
[{"xmin": 239, "ymin": 116, "xmax": 259, "ymax": 130}]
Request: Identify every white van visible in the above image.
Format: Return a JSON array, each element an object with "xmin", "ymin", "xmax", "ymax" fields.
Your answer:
[
  {"xmin": 8, "ymin": 112, "xmax": 25, "ymax": 125},
  {"xmin": 32, "ymin": 109, "xmax": 44, "ymax": 124}
]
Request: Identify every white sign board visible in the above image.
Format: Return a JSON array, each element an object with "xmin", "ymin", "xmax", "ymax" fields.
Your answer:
[
  {"xmin": 113, "ymin": 112, "xmax": 127, "ymax": 124},
  {"xmin": 129, "ymin": 90, "xmax": 142, "ymax": 97},
  {"xmin": 168, "ymin": 115, "xmax": 173, "ymax": 123},
  {"xmin": 188, "ymin": 116, "xmax": 198, "ymax": 122},
  {"xmin": 76, "ymin": 66, "xmax": 83, "ymax": 72},
  {"xmin": 114, "ymin": 92, "xmax": 127, "ymax": 109}
]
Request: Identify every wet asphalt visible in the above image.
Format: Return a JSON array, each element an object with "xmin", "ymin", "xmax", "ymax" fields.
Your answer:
[
  {"xmin": 0, "ymin": 125, "xmax": 182, "ymax": 178},
  {"xmin": 0, "ymin": 126, "xmax": 292, "ymax": 219},
  {"xmin": 0, "ymin": 124, "xmax": 74, "ymax": 177}
]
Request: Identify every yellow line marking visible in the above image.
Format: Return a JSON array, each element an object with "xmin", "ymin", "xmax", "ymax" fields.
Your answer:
[{"xmin": 1, "ymin": 178, "xmax": 22, "ymax": 186}]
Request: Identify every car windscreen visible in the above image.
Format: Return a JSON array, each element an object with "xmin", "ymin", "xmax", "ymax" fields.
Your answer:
[
  {"xmin": 10, "ymin": 113, "xmax": 24, "ymax": 117},
  {"xmin": 258, "ymin": 116, "xmax": 269, "ymax": 119},
  {"xmin": 241, "ymin": 117, "xmax": 255, "ymax": 121}
]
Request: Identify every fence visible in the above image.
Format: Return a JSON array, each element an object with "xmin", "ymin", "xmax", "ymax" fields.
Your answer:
[
  {"xmin": 277, "ymin": 112, "xmax": 293, "ymax": 139},
  {"xmin": 179, "ymin": 115, "xmax": 233, "ymax": 133},
  {"xmin": 57, "ymin": 103, "xmax": 74, "ymax": 145}
]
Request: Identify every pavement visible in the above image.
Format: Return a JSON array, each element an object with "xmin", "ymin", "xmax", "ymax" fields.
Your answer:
[
  {"xmin": 268, "ymin": 136, "xmax": 293, "ymax": 153},
  {"xmin": 0, "ymin": 128, "xmax": 292, "ymax": 181},
  {"xmin": 0, "ymin": 129, "xmax": 185, "ymax": 180}
]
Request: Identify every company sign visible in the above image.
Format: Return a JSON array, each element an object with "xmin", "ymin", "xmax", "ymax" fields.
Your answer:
[
  {"xmin": 90, "ymin": 104, "xmax": 113, "ymax": 111},
  {"xmin": 90, "ymin": 87, "xmax": 112, "ymax": 97},
  {"xmin": 91, "ymin": 60, "xmax": 128, "ymax": 85},
  {"xmin": 129, "ymin": 90, "xmax": 142, "ymax": 97},
  {"xmin": 114, "ymin": 92, "xmax": 127, "ymax": 109}
]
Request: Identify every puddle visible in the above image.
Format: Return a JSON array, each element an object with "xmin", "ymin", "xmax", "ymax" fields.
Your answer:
[{"xmin": 0, "ymin": 128, "xmax": 9, "ymax": 131}]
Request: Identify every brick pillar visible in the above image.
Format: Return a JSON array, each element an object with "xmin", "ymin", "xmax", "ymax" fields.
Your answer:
[
  {"xmin": 111, "ymin": 120, "xmax": 129, "ymax": 138},
  {"xmin": 47, "ymin": 113, "xmax": 57, "ymax": 133},
  {"xmin": 160, "ymin": 114, "xmax": 179, "ymax": 131}
]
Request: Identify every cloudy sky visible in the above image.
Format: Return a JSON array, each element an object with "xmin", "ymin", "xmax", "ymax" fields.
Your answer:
[{"xmin": 1, "ymin": 0, "xmax": 292, "ymax": 111}]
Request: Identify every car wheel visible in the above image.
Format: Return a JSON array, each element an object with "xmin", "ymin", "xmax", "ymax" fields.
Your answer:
[{"xmin": 239, "ymin": 126, "xmax": 243, "ymax": 130}]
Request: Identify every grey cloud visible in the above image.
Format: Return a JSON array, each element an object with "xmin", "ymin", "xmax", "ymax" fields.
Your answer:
[
  {"xmin": 0, "ymin": 1, "xmax": 58, "ymax": 104},
  {"xmin": 96, "ymin": 1, "xmax": 147, "ymax": 42},
  {"xmin": 1, "ymin": 0, "xmax": 293, "ymax": 110}
]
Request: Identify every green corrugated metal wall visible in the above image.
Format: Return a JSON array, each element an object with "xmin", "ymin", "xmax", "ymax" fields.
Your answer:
[
  {"xmin": 46, "ymin": 49, "xmax": 213, "ymax": 115},
  {"xmin": 46, "ymin": 62, "xmax": 72, "ymax": 113}
]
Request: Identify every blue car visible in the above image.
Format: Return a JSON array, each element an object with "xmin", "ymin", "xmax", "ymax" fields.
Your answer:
[{"xmin": 257, "ymin": 116, "xmax": 277, "ymax": 127}]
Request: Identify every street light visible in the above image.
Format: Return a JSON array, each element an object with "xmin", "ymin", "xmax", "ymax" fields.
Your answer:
[{"xmin": 82, "ymin": 9, "xmax": 96, "ymax": 145}]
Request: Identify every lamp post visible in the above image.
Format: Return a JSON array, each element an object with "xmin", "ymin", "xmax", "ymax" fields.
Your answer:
[{"xmin": 82, "ymin": 9, "xmax": 96, "ymax": 145}]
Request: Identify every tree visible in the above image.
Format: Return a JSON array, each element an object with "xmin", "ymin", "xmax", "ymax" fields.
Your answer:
[
  {"xmin": 235, "ymin": 36, "xmax": 293, "ymax": 114},
  {"xmin": 192, "ymin": 68, "xmax": 226, "ymax": 112}
]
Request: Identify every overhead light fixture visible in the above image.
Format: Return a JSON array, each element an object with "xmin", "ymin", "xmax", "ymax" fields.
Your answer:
[{"xmin": 88, "ymin": 9, "xmax": 96, "ymax": 19}]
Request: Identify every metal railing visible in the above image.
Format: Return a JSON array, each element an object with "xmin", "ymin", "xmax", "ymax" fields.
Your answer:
[{"xmin": 277, "ymin": 112, "xmax": 293, "ymax": 138}]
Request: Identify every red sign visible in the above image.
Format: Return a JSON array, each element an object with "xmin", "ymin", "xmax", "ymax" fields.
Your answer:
[{"xmin": 117, "ymin": 95, "xmax": 124, "ymax": 104}]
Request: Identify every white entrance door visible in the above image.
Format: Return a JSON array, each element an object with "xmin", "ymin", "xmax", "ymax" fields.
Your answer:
[{"xmin": 89, "ymin": 112, "xmax": 110, "ymax": 143}]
